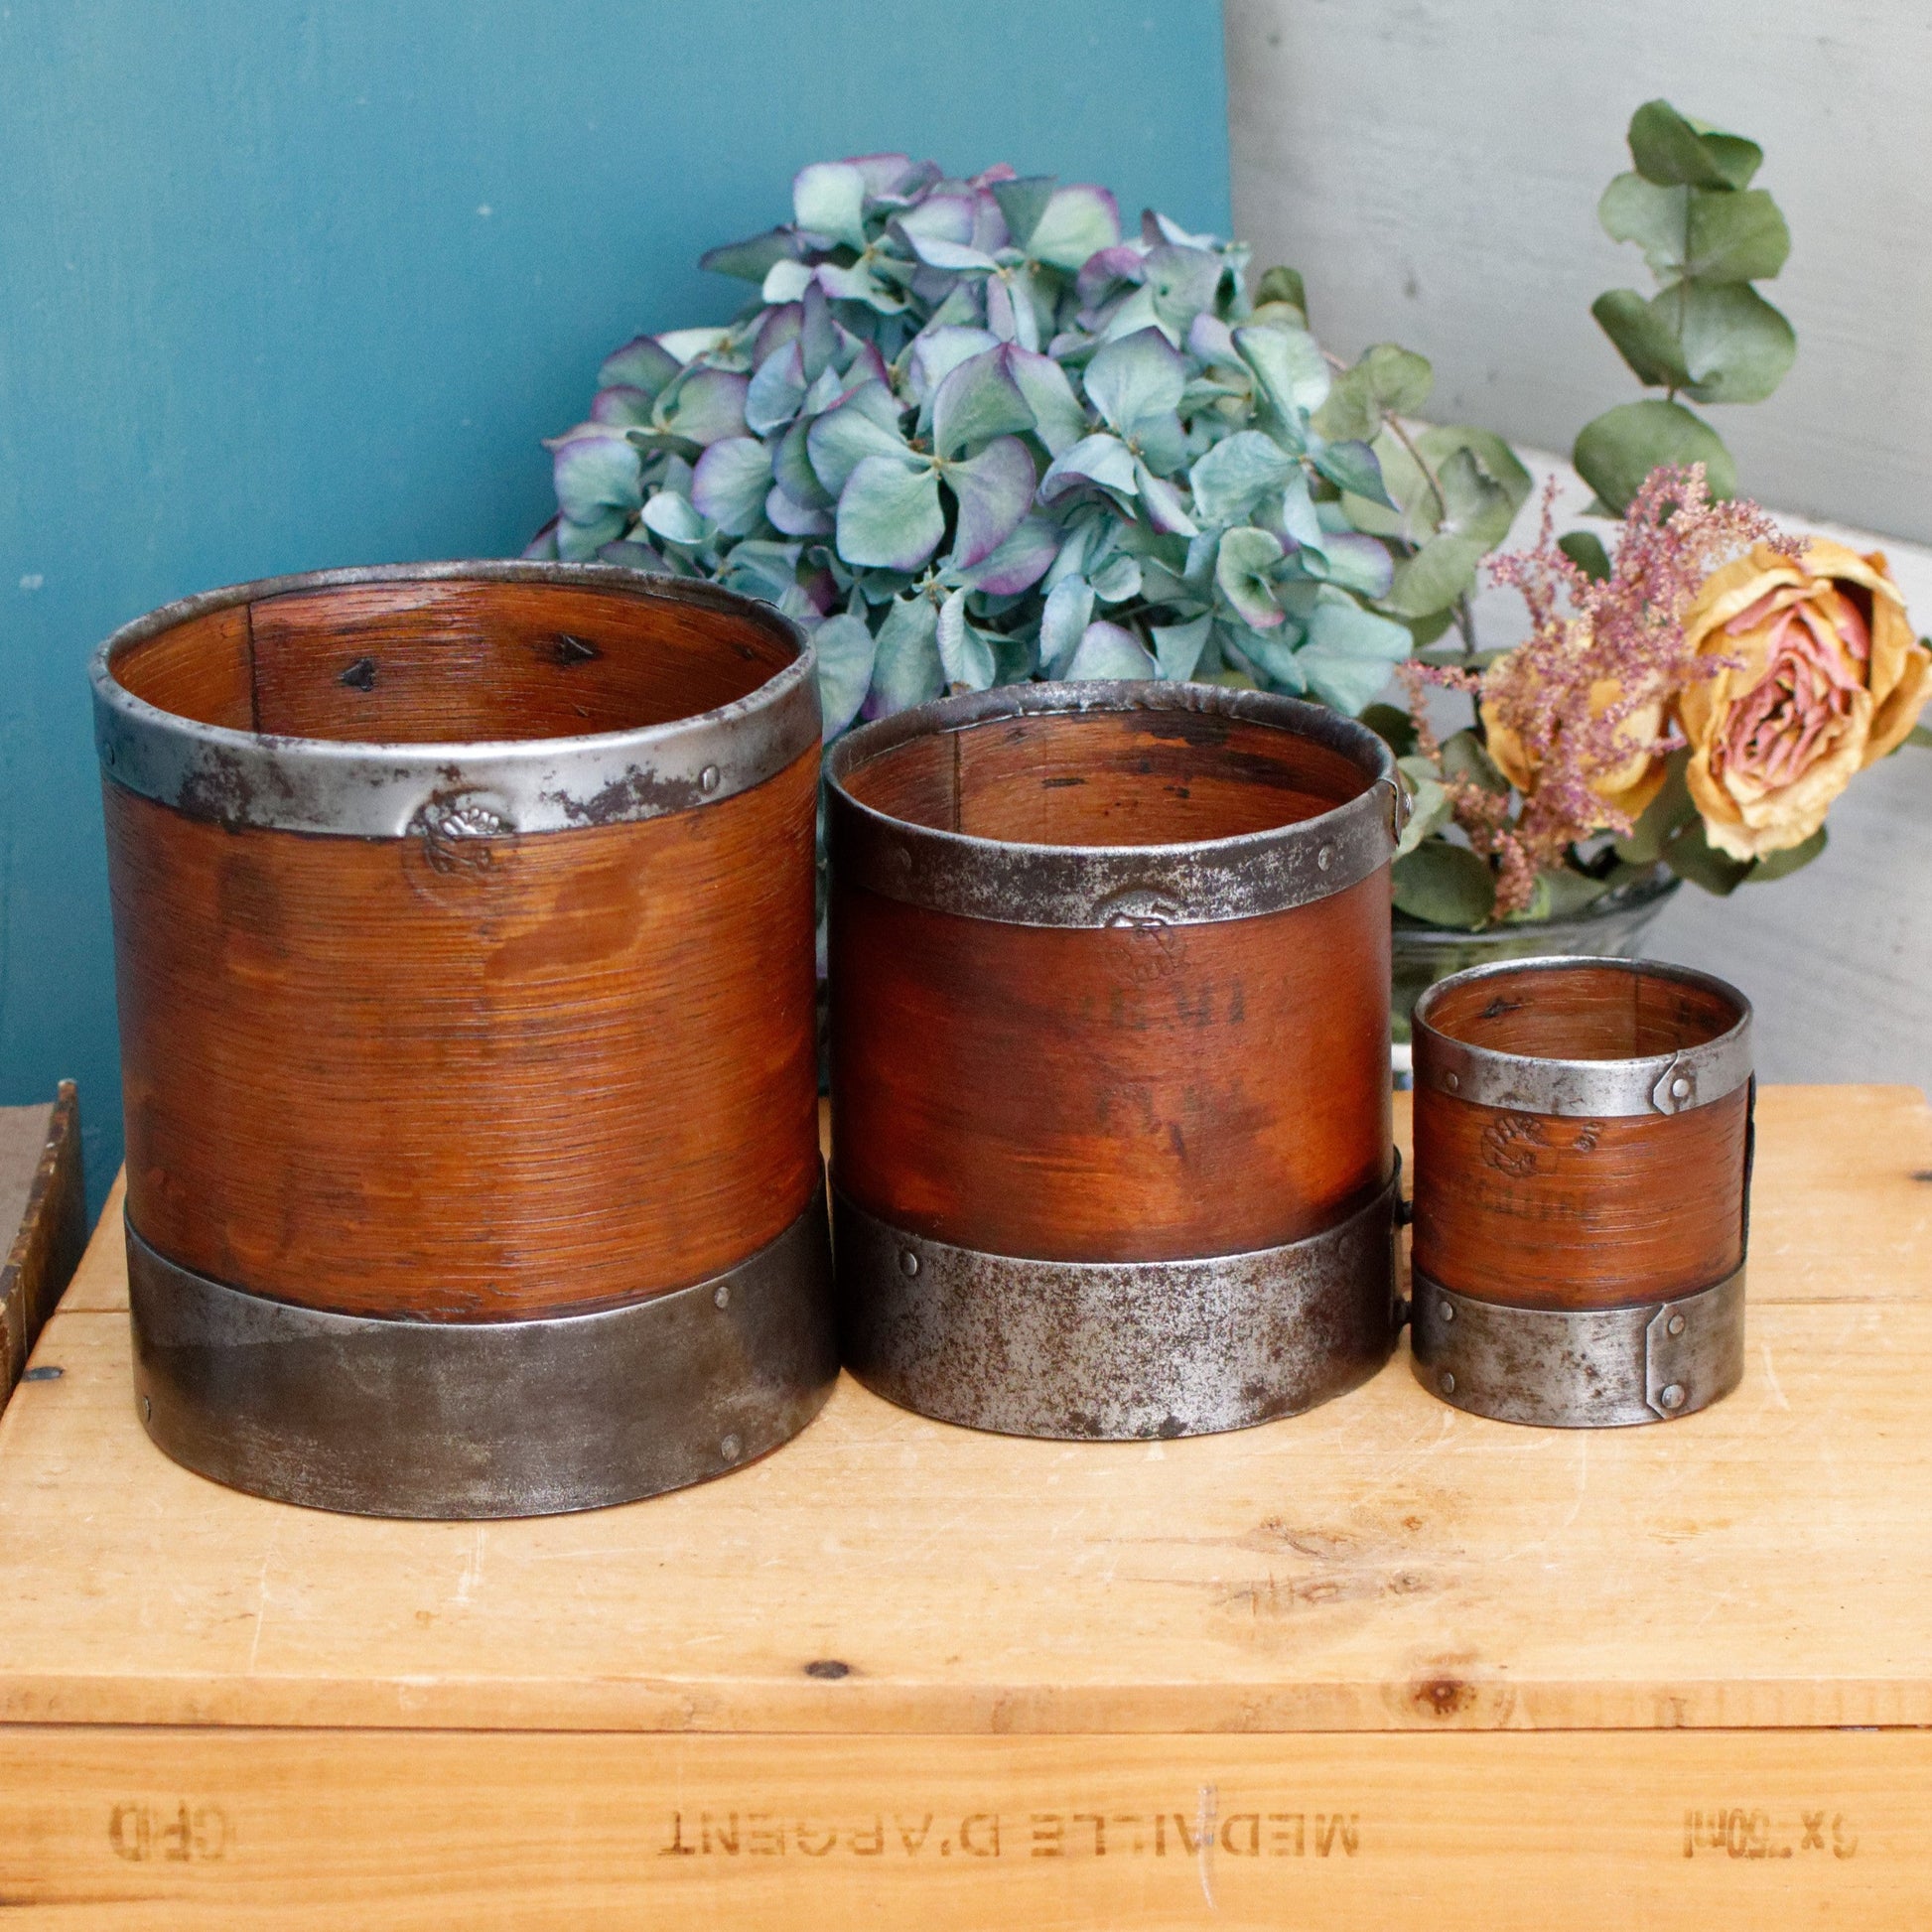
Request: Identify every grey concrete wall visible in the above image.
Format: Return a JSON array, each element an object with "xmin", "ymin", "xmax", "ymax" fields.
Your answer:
[{"xmin": 1224, "ymin": 0, "xmax": 1932, "ymax": 545}]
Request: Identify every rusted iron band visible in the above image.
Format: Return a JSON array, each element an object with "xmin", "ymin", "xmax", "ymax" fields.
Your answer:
[
  {"xmin": 91, "ymin": 562, "xmax": 820, "ymax": 836},
  {"xmin": 825, "ymin": 681, "xmax": 1399, "ymax": 927},
  {"xmin": 1408, "ymin": 1267, "xmax": 1746, "ymax": 1428},
  {"xmin": 1413, "ymin": 956, "xmax": 1753, "ymax": 1117},
  {"xmin": 126, "ymin": 1183, "xmax": 836, "ymax": 1518},
  {"xmin": 833, "ymin": 1171, "xmax": 1400, "ymax": 1440}
]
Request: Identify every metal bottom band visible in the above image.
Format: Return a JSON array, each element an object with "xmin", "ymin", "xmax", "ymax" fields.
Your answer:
[
  {"xmin": 1408, "ymin": 1268, "xmax": 1746, "ymax": 1428},
  {"xmin": 127, "ymin": 1185, "xmax": 836, "ymax": 1518},
  {"xmin": 834, "ymin": 1176, "xmax": 1400, "ymax": 1441}
]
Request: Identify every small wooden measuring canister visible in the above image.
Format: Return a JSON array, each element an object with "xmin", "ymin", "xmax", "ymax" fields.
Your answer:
[
  {"xmin": 826, "ymin": 680, "xmax": 1404, "ymax": 1441},
  {"xmin": 92, "ymin": 561, "xmax": 835, "ymax": 1517},
  {"xmin": 1409, "ymin": 955, "xmax": 1752, "ymax": 1427}
]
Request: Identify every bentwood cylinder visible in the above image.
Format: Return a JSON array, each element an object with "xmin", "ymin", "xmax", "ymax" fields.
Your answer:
[
  {"xmin": 826, "ymin": 681, "xmax": 1404, "ymax": 1440},
  {"xmin": 1410, "ymin": 955, "xmax": 1753, "ymax": 1428},
  {"xmin": 92, "ymin": 562, "xmax": 835, "ymax": 1516}
]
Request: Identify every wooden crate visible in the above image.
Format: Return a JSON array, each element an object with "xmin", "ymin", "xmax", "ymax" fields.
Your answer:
[
  {"xmin": 0, "ymin": 1085, "xmax": 1926, "ymax": 1930},
  {"xmin": 0, "ymin": 1082, "xmax": 84, "ymax": 1408}
]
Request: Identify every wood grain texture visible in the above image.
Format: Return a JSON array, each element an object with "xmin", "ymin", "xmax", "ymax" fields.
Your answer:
[
  {"xmin": 0, "ymin": 1725, "xmax": 1921, "ymax": 1931},
  {"xmin": 1413, "ymin": 1088, "xmax": 1749, "ymax": 1308},
  {"xmin": 244, "ymin": 579, "xmax": 788, "ymax": 743},
  {"xmin": 1, "ymin": 1087, "xmax": 1928, "ymax": 1741},
  {"xmin": 832, "ymin": 703, "xmax": 1392, "ymax": 1259},
  {"xmin": 1413, "ymin": 961, "xmax": 1751, "ymax": 1307},
  {"xmin": 832, "ymin": 874, "xmax": 1392, "ymax": 1258},
  {"xmin": 105, "ymin": 755, "xmax": 820, "ymax": 1318},
  {"xmin": 0, "ymin": 1083, "xmax": 84, "ymax": 1402}
]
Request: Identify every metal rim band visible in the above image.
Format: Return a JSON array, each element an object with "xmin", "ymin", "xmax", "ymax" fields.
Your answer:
[
  {"xmin": 91, "ymin": 561, "xmax": 820, "ymax": 837},
  {"xmin": 1412, "ymin": 955, "xmax": 1753, "ymax": 1117},
  {"xmin": 833, "ymin": 1173, "xmax": 1400, "ymax": 1440},
  {"xmin": 1408, "ymin": 1268, "xmax": 1746, "ymax": 1429},
  {"xmin": 126, "ymin": 1184, "xmax": 837, "ymax": 1518},
  {"xmin": 824, "ymin": 680, "xmax": 1401, "ymax": 927}
]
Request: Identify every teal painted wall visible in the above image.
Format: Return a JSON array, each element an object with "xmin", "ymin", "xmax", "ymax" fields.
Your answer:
[{"xmin": 0, "ymin": 1, "xmax": 1230, "ymax": 1211}]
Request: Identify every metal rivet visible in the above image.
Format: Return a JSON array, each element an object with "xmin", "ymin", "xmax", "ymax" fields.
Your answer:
[
  {"xmin": 1439, "ymin": 1371, "xmax": 1456, "ymax": 1396},
  {"xmin": 899, "ymin": 1249, "xmax": 920, "ymax": 1278},
  {"xmin": 141, "ymin": 1394, "xmax": 153, "ymax": 1423},
  {"xmin": 699, "ymin": 764, "xmax": 721, "ymax": 793},
  {"xmin": 1317, "ymin": 845, "xmax": 1333, "ymax": 871},
  {"xmin": 1667, "ymin": 1312, "xmax": 1686, "ymax": 1337},
  {"xmin": 1441, "ymin": 1302, "xmax": 1455, "ymax": 1323},
  {"xmin": 891, "ymin": 844, "xmax": 913, "ymax": 872},
  {"xmin": 1671, "ymin": 1076, "xmax": 1691, "ymax": 1100},
  {"xmin": 720, "ymin": 1433, "xmax": 743, "ymax": 1462},
  {"xmin": 713, "ymin": 1282, "xmax": 731, "ymax": 1311},
  {"xmin": 1660, "ymin": 1383, "xmax": 1686, "ymax": 1411},
  {"xmin": 1445, "ymin": 1071, "xmax": 1460, "ymax": 1093}
]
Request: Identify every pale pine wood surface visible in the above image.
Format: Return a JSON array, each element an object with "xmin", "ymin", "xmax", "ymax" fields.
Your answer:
[
  {"xmin": 1, "ymin": 1085, "xmax": 1926, "ymax": 1738},
  {"xmin": 0, "ymin": 1725, "xmax": 1919, "ymax": 1931}
]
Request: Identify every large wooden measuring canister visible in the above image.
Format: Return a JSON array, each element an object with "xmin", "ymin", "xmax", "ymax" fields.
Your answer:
[
  {"xmin": 1410, "ymin": 954, "xmax": 1753, "ymax": 1427},
  {"xmin": 826, "ymin": 681, "xmax": 1404, "ymax": 1440},
  {"xmin": 92, "ymin": 562, "xmax": 834, "ymax": 1516}
]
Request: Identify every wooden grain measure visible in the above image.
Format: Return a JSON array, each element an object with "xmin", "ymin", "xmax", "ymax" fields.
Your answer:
[
  {"xmin": 92, "ymin": 562, "xmax": 835, "ymax": 1516},
  {"xmin": 1410, "ymin": 955, "xmax": 1754, "ymax": 1428},
  {"xmin": 826, "ymin": 681, "xmax": 1402, "ymax": 1441}
]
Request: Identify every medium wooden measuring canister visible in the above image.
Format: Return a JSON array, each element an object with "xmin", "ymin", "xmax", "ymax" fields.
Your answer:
[
  {"xmin": 92, "ymin": 561, "xmax": 835, "ymax": 1516},
  {"xmin": 826, "ymin": 681, "xmax": 1404, "ymax": 1440},
  {"xmin": 1409, "ymin": 955, "xmax": 1752, "ymax": 1428}
]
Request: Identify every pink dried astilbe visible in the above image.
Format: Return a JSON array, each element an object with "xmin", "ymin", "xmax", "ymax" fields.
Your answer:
[{"xmin": 1435, "ymin": 465, "xmax": 1792, "ymax": 912}]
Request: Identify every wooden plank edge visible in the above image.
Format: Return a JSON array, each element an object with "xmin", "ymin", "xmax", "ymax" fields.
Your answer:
[
  {"xmin": 0, "ymin": 1082, "xmax": 85, "ymax": 1402},
  {"xmin": 1, "ymin": 1676, "xmax": 1927, "ymax": 1737},
  {"xmin": 0, "ymin": 1723, "xmax": 1923, "ymax": 1931}
]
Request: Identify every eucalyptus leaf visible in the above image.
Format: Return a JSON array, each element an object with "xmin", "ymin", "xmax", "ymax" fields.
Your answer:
[
  {"xmin": 1311, "ymin": 438, "xmax": 1392, "ymax": 506},
  {"xmin": 1558, "ymin": 531, "xmax": 1614, "ymax": 582},
  {"xmin": 1686, "ymin": 188, "xmax": 1790, "ymax": 283},
  {"xmin": 1441, "ymin": 728, "xmax": 1511, "ymax": 794},
  {"xmin": 1748, "ymin": 824, "xmax": 1827, "ymax": 882},
  {"xmin": 1591, "ymin": 288, "xmax": 1693, "ymax": 390},
  {"xmin": 1663, "ymin": 814, "xmax": 1753, "ymax": 895},
  {"xmin": 1627, "ymin": 99, "xmax": 1758, "ymax": 190},
  {"xmin": 1393, "ymin": 842, "xmax": 1496, "ymax": 929},
  {"xmin": 1381, "ymin": 531, "xmax": 1488, "ymax": 621},
  {"xmin": 1505, "ymin": 869, "xmax": 1614, "ymax": 923},
  {"xmin": 1675, "ymin": 282, "xmax": 1796, "ymax": 404},
  {"xmin": 1573, "ymin": 399, "xmax": 1736, "ymax": 516},
  {"xmin": 1311, "ymin": 343, "xmax": 1433, "ymax": 442},
  {"xmin": 1253, "ymin": 265, "xmax": 1308, "ymax": 320}
]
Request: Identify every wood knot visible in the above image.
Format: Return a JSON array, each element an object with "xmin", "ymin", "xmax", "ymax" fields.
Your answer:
[
  {"xmin": 803, "ymin": 1659, "xmax": 852, "ymax": 1680},
  {"xmin": 1412, "ymin": 1676, "xmax": 1477, "ymax": 1719}
]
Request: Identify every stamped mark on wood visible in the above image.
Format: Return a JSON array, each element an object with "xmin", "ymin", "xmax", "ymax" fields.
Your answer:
[
  {"xmin": 1683, "ymin": 1806, "xmax": 1859, "ymax": 1862},
  {"xmin": 654, "ymin": 1799, "xmax": 1361, "ymax": 1868},
  {"xmin": 108, "ymin": 1802, "xmax": 230, "ymax": 1863}
]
